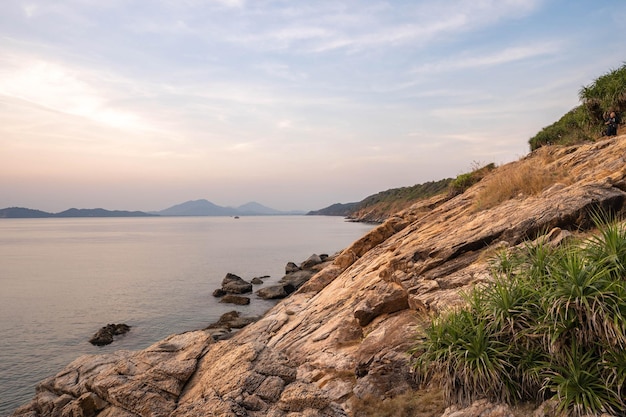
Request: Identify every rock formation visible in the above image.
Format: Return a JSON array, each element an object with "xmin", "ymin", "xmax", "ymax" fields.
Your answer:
[
  {"xmin": 219, "ymin": 295, "xmax": 251, "ymax": 305},
  {"xmin": 12, "ymin": 135, "xmax": 626, "ymax": 417},
  {"xmin": 88, "ymin": 324, "xmax": 131, "ymax": 346},
  {"xmin": 215, "ymin": 273, "xmax": 253, "ymax": 295},
  {"xmin": 256, "ymin": 254, "xmax": 332, "ymax": 300}
]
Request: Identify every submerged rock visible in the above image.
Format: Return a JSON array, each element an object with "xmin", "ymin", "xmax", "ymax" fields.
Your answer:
[
  {"xmin": 251, "ymin": 276, "xmax": 267, "ymax": 285},
  {"xmin": 219, "ymin": 294, "xmax": 251, "ymax": 305},
  {"xmin": 88, "ymin": 323, "xmax": 130, "ymax": 346}
]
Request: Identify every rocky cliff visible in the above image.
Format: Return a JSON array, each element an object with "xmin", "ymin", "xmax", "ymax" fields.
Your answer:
[{"xmin": 11, "ymin": 134, "xmax": 626, "ymax": 417}]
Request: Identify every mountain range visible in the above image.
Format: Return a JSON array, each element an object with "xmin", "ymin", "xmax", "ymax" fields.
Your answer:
[
  {"xmin": 153, "ymin": 200, "xmax": 305, "ymax": 216},
  {"xmin": 0, "ymin": 207, "xmax": 155, "ymax": 219},
  {"xmin": 0, "ymin": 200, "xmax": 305, "ymax": 218}
]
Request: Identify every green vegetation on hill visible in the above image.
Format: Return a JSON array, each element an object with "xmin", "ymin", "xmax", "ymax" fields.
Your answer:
[
  {"xmin": 448, "ymin": 163, "xmax": 496, "ymax": 196},
  {"xmin": 356, "ymin": 179, "xmax": 452, "ymax": 210},
  {"xmin": 412, "ymin": 216, "xmax": 626, "ymax": 416},
  {"xmin": 308, "ymin": 179, "xmax": 453, "ymax": 221},
  {"xmin": 311, "ymin": 165, "xmax": 508, "ymax": 222},
  {"xmin": 529, "ymin": 63, "xmax": 626, "ymax": 150},
  {"xmin": 349, "ymin": 179, "xmax": 453, "ymax": 222}
]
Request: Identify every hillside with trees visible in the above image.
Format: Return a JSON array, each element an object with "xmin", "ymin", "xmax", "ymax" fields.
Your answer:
[{"xmin": 308, "ymin": 178, "xmax": 453, "ymax": 222}]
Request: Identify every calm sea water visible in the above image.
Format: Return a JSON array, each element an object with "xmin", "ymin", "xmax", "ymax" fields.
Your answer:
[{"xmin": 0, "ymin": 216, "xmax": 374, "ymax": 416}]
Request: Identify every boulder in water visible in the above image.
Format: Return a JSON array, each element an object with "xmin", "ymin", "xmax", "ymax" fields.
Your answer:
[
  {"xmin": 220, "ymin": 273, "xmax": 253, "ymax": 294},
  {"xmin": 89, "ymin": 323, "xmax": 130, "ymax": 346}
]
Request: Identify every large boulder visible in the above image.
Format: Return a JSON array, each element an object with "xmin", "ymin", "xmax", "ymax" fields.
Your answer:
[
  {"xmin": 256, "ymin": 285, "xmax": 290, "ymax": 300},
  {"xmin": 285, "ymin": 262, "xmax": 300, "ymax": 274},
  {"xmin": 280, "ymin": 269, "xmax": 316, "ymax": 289},
  {"xmin": 219, "ymin": 273, "xmax": 252, "ymax": 294},
  {"xmin": 300, "ymin": 253, "xmax": 323, "ymax": 269}
]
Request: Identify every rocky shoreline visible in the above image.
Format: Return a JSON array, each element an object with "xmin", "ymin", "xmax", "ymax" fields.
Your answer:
[
  {"xmin": 10, "ymin": 251, "xmax": 338, "ymax": 417},
  {"xmin": 204, "ymin": 253, "xmax": 334, "ymax": 342},
  {"xmin": 11, "ymin": 136, "xmax": 626, "ymax": 417}
]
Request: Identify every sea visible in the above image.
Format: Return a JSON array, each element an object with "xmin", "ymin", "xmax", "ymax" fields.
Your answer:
[{"xmin": 0, "ymin": 215, "xmax": 374, "ymax": 416}]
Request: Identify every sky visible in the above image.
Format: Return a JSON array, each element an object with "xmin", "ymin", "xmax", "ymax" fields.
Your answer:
[{"xmin": 1, "ymin": 0, "xmax": 625, "ymax": 213}]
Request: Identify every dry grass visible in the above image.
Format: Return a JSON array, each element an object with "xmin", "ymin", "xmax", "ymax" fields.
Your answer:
[
  {"xmin": 473, "ymin": 154, "xmax": 572, "ymax": 211},
  {"xmin": 349, "ymin": 388, "xmax": 445, "ymax": 417}
]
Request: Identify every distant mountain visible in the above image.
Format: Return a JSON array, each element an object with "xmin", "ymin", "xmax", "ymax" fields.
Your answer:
[
  {"xmin": 0, "ymin": 207, "xmax": 52, "ymax": 218},
  {"xmin": 0, "ymin": 207, "xmax": 156, "ymax": 218},
  {"xmin": 236, "ymin": 202, "xmax": 282, "ymax": 215},
  {"xmin": 54, "ymin": 208, "xmax": 156, "ymax": 218},
  {"xmin": 1, "ymin": 200, "xmax": 305, "ymax": 219},
  {"xmin": 156, "ymin": 199, "xmax": 305, "ymax": 216},
  {"xmin": 156, "ymin": 199, "xmax": 234, "ymax": 216}
]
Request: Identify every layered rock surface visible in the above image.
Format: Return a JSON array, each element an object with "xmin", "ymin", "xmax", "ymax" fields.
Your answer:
[{"xmin": 12, "ymin": 135, "xmax": 626, "ymax": 417}]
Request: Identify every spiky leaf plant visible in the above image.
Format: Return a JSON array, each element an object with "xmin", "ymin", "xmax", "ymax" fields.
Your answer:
[
  {"xmin": 414, "ymin": 287, "xmax": 520, "ymax": 406},
  {"xmin": 412, "ymin": 215, "xmax": 626, "ymax": 416},
  {"xmin": 544, "ymin": 249, "xmax": 625, "ymax": 348},
  {"xmin": 541, "ymin": 342, "xmax": 621, "ymax": 417},
  {"xmin": 585, "ymin": 216, "xmax": 626, "ymax": 279},
  {"xmin": 601, "ymin": 348, "xmax": 626, "ymax": 403}
]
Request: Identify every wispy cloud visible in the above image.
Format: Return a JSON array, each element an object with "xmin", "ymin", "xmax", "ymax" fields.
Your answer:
[
  {"xmin": 412, "ymin": 42, "xmax": 561, "ymax": 74},
  {"xmin": 225, "ymin": 0, "xmax": 545, "ymax": 53},
  {"xmin": 212, "ymin": 0, "xmax": 245, "ymax": 8}
]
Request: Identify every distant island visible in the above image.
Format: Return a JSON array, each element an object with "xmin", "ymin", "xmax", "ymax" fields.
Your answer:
[
  {"xmin": 0, "ymin": 207, "xmax": 157, "ymax": 219},
  {"xmin": 0, "ymin": 200, "xmax": 306, "ymax": 219}
]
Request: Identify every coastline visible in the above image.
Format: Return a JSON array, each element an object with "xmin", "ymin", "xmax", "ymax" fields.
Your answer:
[
  {"xmin": 1, "ymin": 215, "xmax": 374, "ymax": 416},
  {"xmin": 11, "ymin": 137, "xmax": 626, "ymax": 416},
  {"xmin": 7, "ymin": 251, "xmax": 338, "ymax": 417}
]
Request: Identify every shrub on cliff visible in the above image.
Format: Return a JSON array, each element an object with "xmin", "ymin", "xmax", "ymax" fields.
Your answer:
[
  {"xmin": 448, "ymin": 162, "xmax": 496, "ymax": 196},
  {"xmin": 529, "ymin": 63, "xmax": 626, "ymax": 150},
  {"xmin": 412, "ymin": 217, "xmax": 626, "ymax": 416},
  {"xmin": 528, "ymin": 106, "xmax": 594, "ymax": 150}
]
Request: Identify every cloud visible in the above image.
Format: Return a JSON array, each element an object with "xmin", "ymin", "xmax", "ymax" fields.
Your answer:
[
  {"xmin": 412, "ymin": 42, "xmax": 561, "ymax": 74},
  {"xmin": 225, "ymin": 0, "xmax": 544, "ymax": 54},
  {"xmin": 0, "ymin": 58, "xmax": 150, "ymax": 131},
  {"xmin": 210, "ymin": 0, "xmax": 245, "ymax": 8}
]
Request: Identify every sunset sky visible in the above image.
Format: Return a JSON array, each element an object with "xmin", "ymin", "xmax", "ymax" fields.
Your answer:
[{"xmin": 1, "ymin": 0, "xmax": 625, "ymax": 212}]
